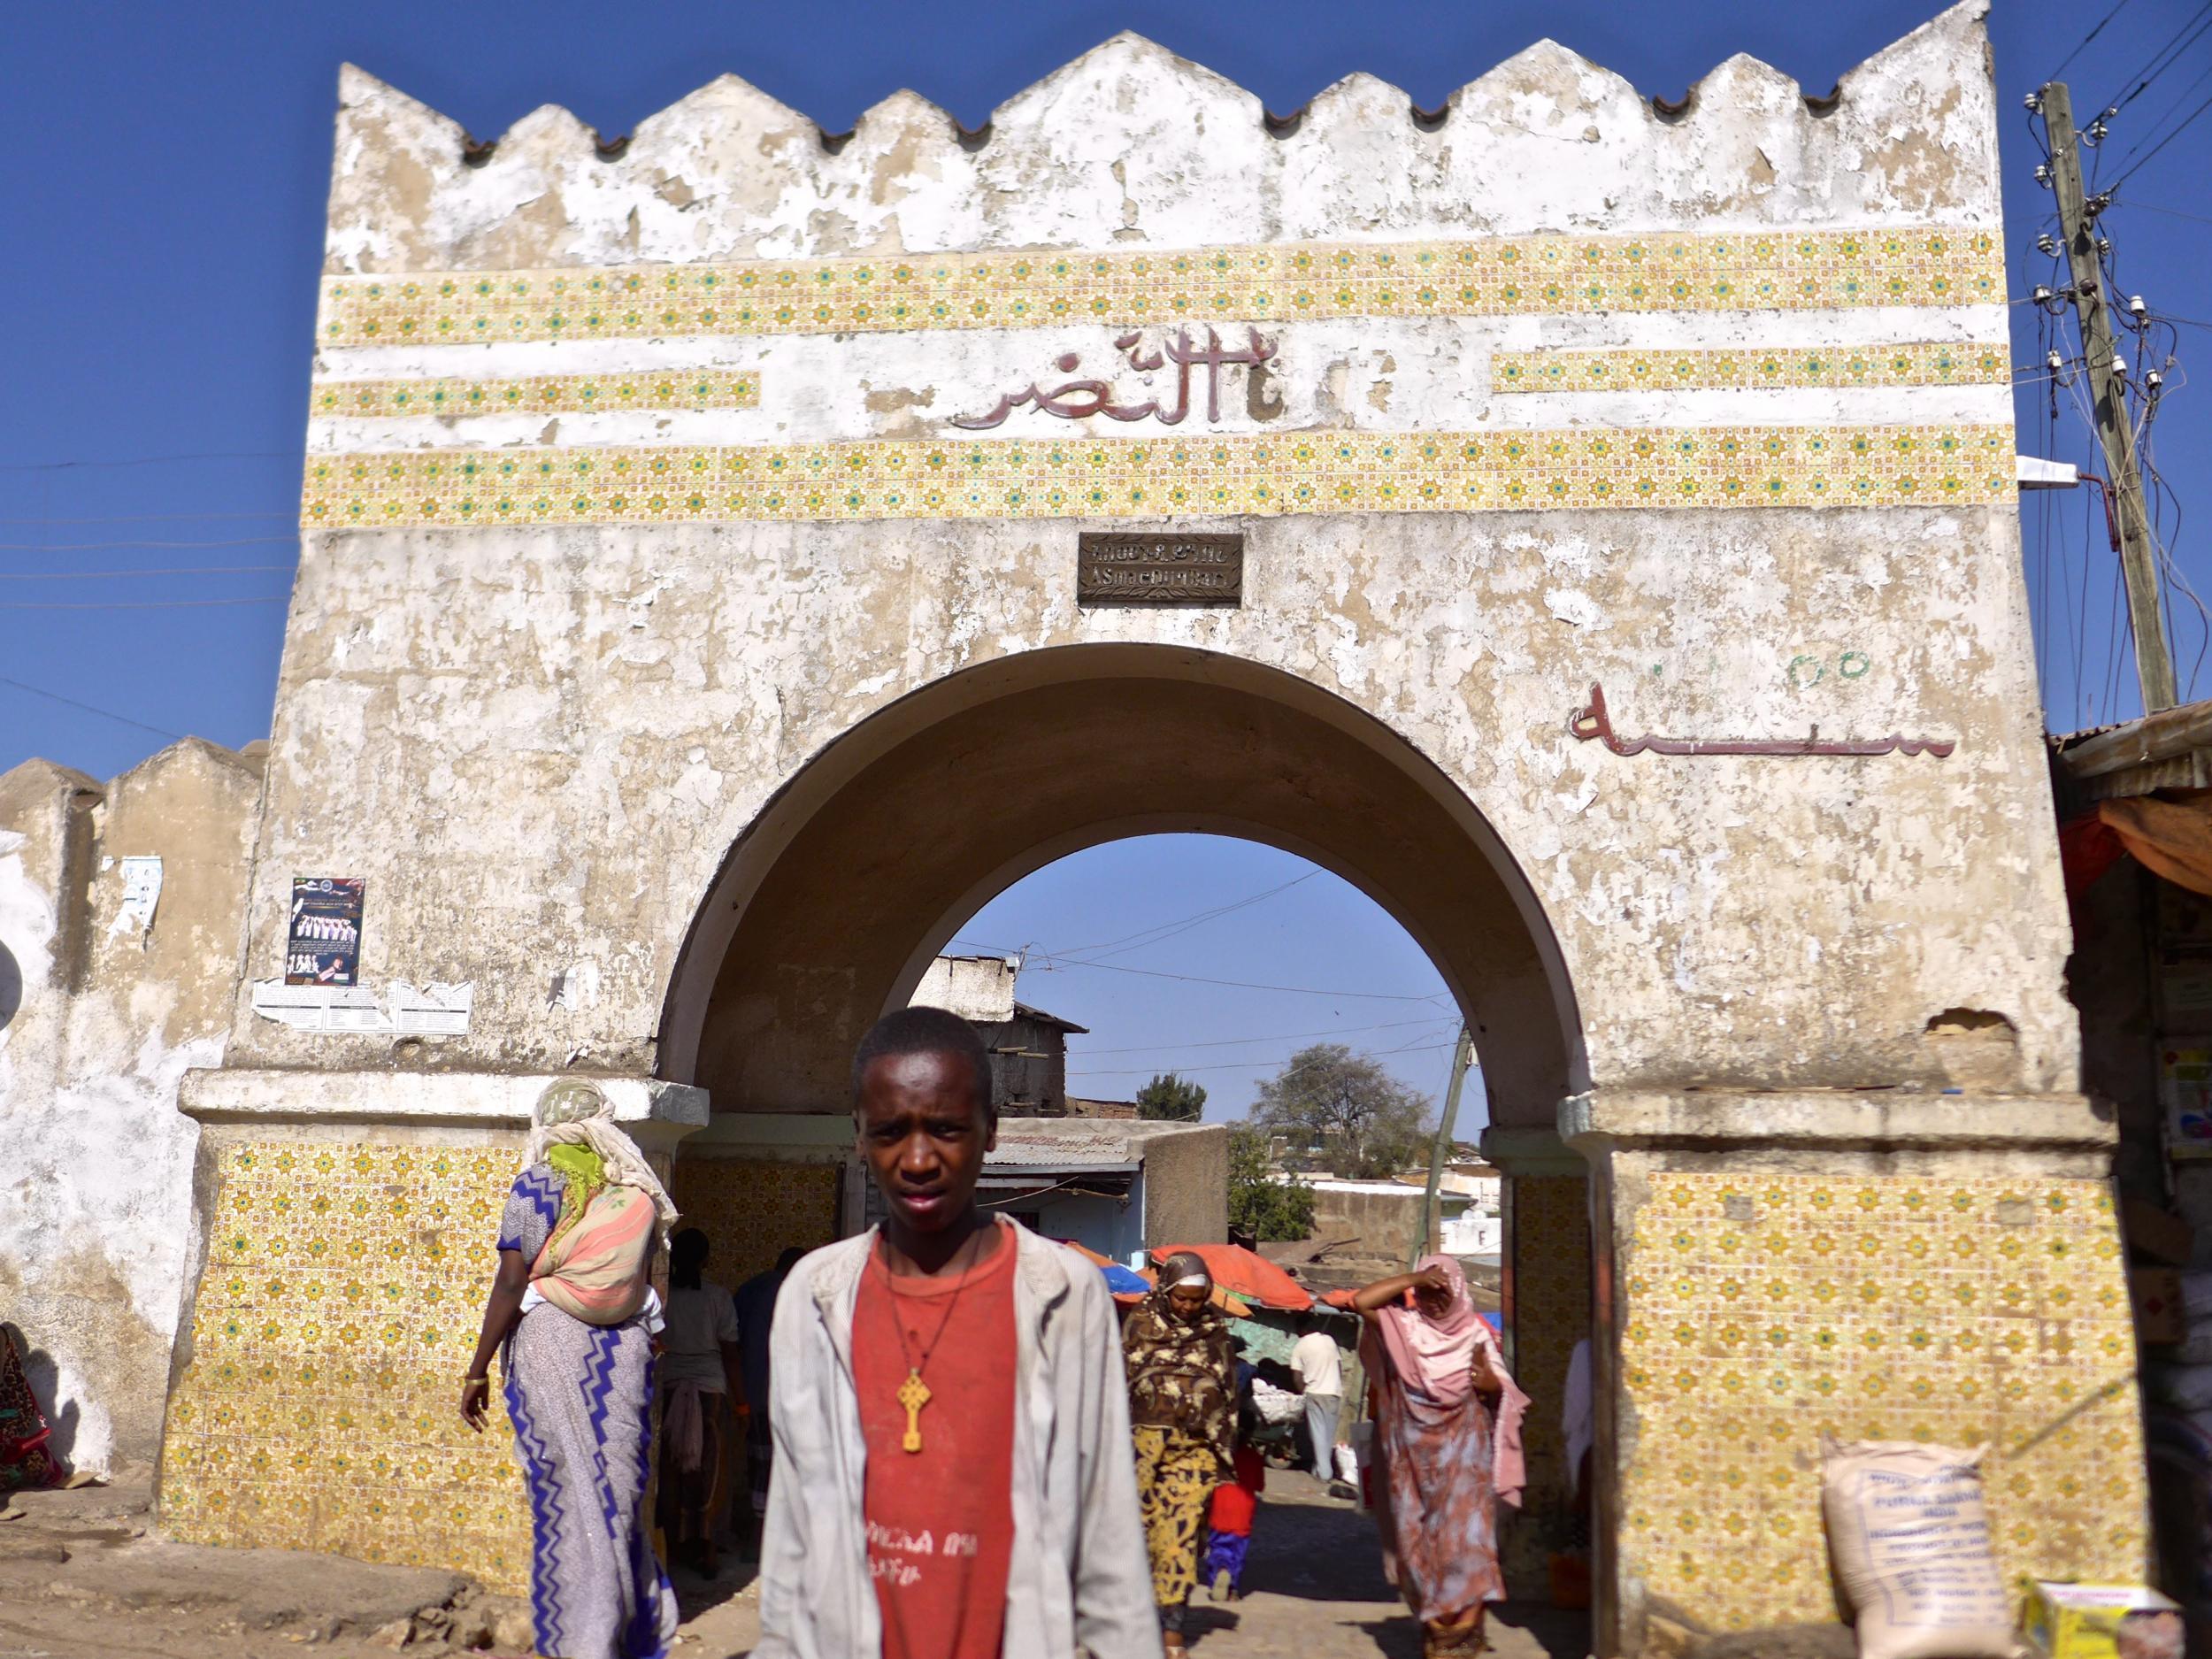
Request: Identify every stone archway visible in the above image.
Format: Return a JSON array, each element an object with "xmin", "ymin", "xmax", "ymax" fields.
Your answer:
[
  {"xmin": 654, "ymin": 639, "xmax": 1594, "ymax": 1606},
  {"xmin": 658, "ymin": 642, "xmax": 1583, "ymax": 1125}
]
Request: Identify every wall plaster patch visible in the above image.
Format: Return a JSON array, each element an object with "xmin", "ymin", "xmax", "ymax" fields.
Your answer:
[
  {"xmin": 1493, "ymin": 342, "xmax": 2009, "ymax": 394},
  {"xmin": 301, "ymin": 424, "xmax": 2013, "ymax": 529},
  {"xmin": 250, "ymin": 979, "xmax": 472, "ymax": 1035},
  {"xmin": 316, "ymin": 229, "xmax": 2004, "ymax": 348},
  {"xmin": 313, "ymin": 369, "xmax": 758, "ymax": 419}
]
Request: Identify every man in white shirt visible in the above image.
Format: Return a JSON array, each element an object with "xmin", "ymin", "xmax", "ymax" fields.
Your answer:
[{"xmin": 1289, "ymin": 1318, "xmax": 1345, "ymax": 1483}]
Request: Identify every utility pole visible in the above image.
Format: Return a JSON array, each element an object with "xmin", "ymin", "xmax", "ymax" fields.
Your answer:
[
  {"xmin": 2042, "ymin": 80, "xmax": 2177, "ymax": 712},
  {"xmin": 1410, "ymin": 1026, "xmax": 1475, "ymax": 1269}
]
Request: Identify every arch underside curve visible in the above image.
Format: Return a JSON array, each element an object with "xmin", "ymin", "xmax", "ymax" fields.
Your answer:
[{"xmin": 660, "ymin": 644, "xmax": 1585, "ymax": 1128}]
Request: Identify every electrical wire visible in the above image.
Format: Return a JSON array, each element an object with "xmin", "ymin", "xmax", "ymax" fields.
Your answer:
[
  {"xmin": 2052, "ymin": 0, "xmax": 2139, "ymax": 80},
  {"xmin": 996, "ymin": 953, "xmax": 1453, "ymax": 1002},
  {"xmin": 2108, "ymin": 88, "xmax": 2212, "ymax": 188},
  {"xmin": 0, "ymin": 536, "xmax": 297, "ymax": 552},
  {"xmin": 0, "ymin": 511, "xmax": 295, "ymax": 526},
  {"xmin": 1061, "ymin": 1014, "xmax": 1457, "ymax": 1056},
  {"xmin": 0, "ymin": 565, "xmax": 294, "ymax": 580},
  {"xmin": 0, "ymin": 673, "xmax": 186, "ymax": 741},
  {"xmin": 2104, "ymin": 1, "xmax": 2212, "ymax": 113},
  {"xmin": 0, "ymin": 595, "xmax": 288, "ymax": 611},
  {"xmin": 0, "ymin": 451, "xmax": 291, "ymax": 473}
]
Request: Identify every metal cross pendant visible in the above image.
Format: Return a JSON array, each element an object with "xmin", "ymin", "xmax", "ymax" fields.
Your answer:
[{"xmin": 896, "ymin": 1368, "xmax": 932, "ymax": 1454}]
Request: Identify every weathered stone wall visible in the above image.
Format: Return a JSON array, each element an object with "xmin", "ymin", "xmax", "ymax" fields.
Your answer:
[
  {"xmin": 237, "ymin": 2, "xmax": 2056, "ymax": 1132},
  {"xmin": 0, "ymin": 740, "xmax": 263, "ymax": 1477},
  {"xmin": 144, "ymin": 6, "xmax": 2153, "ymax": 1645},
  {"xmin": 1135, "ymin": 1123, "xmax": 1229, "ymax": 1247}
]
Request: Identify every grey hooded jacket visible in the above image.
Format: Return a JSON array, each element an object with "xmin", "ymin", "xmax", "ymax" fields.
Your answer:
[{"xmin": 754, "ymin": 1222, "xmax": 1164, "ymax": 1659}]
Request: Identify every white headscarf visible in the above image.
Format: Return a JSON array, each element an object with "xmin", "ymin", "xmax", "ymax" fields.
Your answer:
[{"xmin": 522, "ymin": 1079, "xmax": 680, "ymax": 1227}]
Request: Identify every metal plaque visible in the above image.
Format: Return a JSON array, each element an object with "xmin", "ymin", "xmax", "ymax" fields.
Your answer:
[{"xmin": 1077, "ymin": 533, "xmax": 1243, "ymax": 606}]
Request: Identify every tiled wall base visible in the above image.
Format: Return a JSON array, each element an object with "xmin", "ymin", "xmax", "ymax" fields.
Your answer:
[
  {"xmin": 669, "ymin": 1156, "xmax": 841, "ymax": 1286},
  {"xmin": 1503, "ymin": 1173, "xmax": 1593, "ymax": 1598},
  {"xmin": 159, "ymin": 1139, "xmax": 849, "ymax": 1593},
  {"xmin": 159, "ymin": 1139, "xmax": 533, "ymax": 1593},
  {"xmin": 1617, "ymin": 1172, "xmax": 2148, "ymax": 1632}
]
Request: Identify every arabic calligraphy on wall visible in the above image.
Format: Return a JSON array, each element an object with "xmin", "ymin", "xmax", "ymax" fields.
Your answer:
[
  {"xmin": 954, "ymin": 328, "xmax": 1273, "ymax": 429},
  {"xmin": 1492, "ymin": 342, "xmax": 2008, "ymax": 395},
  {"xmin": 313, "ymin": 370, "xmax": 759, "ymax": 419},
  {"xmin": 315, "ymin": 228, "xmax": 2002, "ymax": 348},
  {"xmin": 299, "ymin": 423, "xmax": 2012, "ymax": 530}
]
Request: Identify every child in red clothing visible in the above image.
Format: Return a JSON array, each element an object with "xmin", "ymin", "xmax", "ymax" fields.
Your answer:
[{"xmin": 1203, "ymin": 1437, "xmax": 1266, "ymax": 1601}]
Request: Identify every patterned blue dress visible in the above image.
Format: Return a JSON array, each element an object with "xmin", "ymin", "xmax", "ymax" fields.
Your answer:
[{"xmin": 497, "ymin": 1165, "xmax": 678, "ymax": 1659}]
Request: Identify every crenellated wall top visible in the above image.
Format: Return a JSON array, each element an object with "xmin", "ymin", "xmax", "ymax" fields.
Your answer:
[{"xmin": 325, "ymin": 4, "xmax": 2000, "ymax": 276}]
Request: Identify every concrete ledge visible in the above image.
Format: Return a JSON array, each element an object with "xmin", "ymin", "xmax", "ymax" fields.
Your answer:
[
  {"xmin": 1560, "ymin": 1088, "xmax": 2116, "ymax": 1153},
  {"xmin": 178, "ymin": 1067, "xmax": 710, "ymax": 1146}
]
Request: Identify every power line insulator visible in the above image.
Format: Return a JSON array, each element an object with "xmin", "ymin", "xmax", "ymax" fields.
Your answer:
[
  {"xmin": 2036, "ymin": 163, "xmax": 2053, "ymax": 186},
  {"xmin": 2025, "ymin": 90, "xmax": 2044, "ymax": 113},
  {"xmin": 2047, "ymin": 349, "xmax": 2065, "ymax": 373},
  {"xmin": 2039, "ymin": 232, "xmax": 2059, "ymax": 255},
  {"xmin": 2096, "ymin": 234, "xmax": 2114, "ymax": 257},
  {"xmin": 2033, "ymin": 284, "xmax": 2057, "ymax": 306},
  {"xmin": 2088, "ymin": 119, "xmax": 2110, "ymax": 143},
  {"xmin": 2147, "ymin": 370, "xmax": 2164, "ymax": 393},
  {"xmin": 2128, "ymin": 294, "xmax": 2148, "ymax": 319},
  {"xmin": 2111, "ymin": 354, "xmax": 2129, "ymax": 375}
]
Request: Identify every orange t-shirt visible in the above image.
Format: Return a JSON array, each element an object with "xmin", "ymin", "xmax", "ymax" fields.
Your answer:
[{"xmin": 853, "ymin": 1224, "xmax": 1018, "ymax": 1659}]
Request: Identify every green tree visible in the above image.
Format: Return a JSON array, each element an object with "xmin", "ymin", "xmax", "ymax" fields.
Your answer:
[
  {"xmin": 1136, "ymin": 1071, "xmax": 1207, "ymax": 1123},
  {"xmin": 1254, "ymin": 1043, "xmax": 1432, "ymax": 1179},
  {"xmin": 1227, "ymin": 1123, "xmax": 1317, "ymax": 1242}
]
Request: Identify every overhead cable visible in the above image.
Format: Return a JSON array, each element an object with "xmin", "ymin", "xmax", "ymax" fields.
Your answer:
[{"xmin": 0, "ymin": 673, "xmax": 186, "ymax": 741}]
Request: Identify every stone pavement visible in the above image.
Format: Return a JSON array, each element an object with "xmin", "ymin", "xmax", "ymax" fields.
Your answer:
[{"xmin": 0, "ymin": 1471, "xmax": 1586, "ymax": 1658}]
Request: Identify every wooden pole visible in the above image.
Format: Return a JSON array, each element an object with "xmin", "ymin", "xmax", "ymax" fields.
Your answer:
[
  {"xmin": 2044, "ymin": 79, "xmax": 2177, "ymax": 711},
  {"xmin": 1410, "ymin": 1026, "xmax": 1475, "ymax": 1268}
]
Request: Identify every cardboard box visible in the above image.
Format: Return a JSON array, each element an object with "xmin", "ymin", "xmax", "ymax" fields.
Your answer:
[
  {"xmin": 2131, "ymin": 1268, "xmax": 2186, "ymax": 1346},
  {"xmin": 2123, "ymin": 1196, "xmax": 2197, "ymax": 1267},
  {"xmin": 2022, "ymin": 1582, "xmax": 2182, "ymax": 1659}
]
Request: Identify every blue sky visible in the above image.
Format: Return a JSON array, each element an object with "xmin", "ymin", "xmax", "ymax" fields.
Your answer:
[{"xmin": 4, "ymin": 0, "xmax": 2207, "ymax": 1120}]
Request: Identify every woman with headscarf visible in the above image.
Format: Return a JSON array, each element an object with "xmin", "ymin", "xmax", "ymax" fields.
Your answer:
[
  {"xmin": 1122, "ymin": 1251, "xmax": 1238, "ymax": 1655},
  {"xmin": 1352, "ymin": 1256, "xmax": 1532, "ymax": 1658},
  {"xmin": 460, "ymin": 1079, "xmax": 681, "ymax": 1659}
]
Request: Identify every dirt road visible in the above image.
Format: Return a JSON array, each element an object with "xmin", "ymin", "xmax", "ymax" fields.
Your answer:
[{"xmin": 0, "ymin": 1472, "xmax": 1586, "ymax": 1658}]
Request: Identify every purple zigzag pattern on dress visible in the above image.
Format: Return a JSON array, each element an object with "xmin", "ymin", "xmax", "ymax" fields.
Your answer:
[{"xmin": 504, "ymin": 1366, "xmax": 566, "ymax": 1656}]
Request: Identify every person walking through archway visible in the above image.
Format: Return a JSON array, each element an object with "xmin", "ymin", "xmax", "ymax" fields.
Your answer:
[
  {"xmin": 1352, "ymin": 1256, "xmax": 1530, "ymax": 1658},
  {"xmin": 754, "ymin": 1007, "xmax": 1158, "ymax": 1659},
  {"xmin": 460, "ymin": 1079, "xmax": 680, "ymax": 1659},
  {"xmin": 657, "ymin": 1225, "xmax": 742, "ymax": 1577},
  {"xmin": 1123, "ymin": 1252, "xmax": 1238, "ymax": 1655}
]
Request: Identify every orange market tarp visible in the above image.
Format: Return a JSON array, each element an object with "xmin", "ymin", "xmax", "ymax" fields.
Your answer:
[
  {"xmin": 1053, "ymin": 1238, "xmax": 1249, "ymax": 1312},
  {"xmin": 2099, "ymin": 794, "xmax": 2212, "ymax": 897},
  {"xmin": 1148, "ymin": 1243, "xmax": 1314, "ymax": 1313}
]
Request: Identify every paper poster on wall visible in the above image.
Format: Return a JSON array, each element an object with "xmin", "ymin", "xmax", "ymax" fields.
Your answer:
[
  {"xmin": 109, "ymin": 856, "xmax": 164, "ymax": 940},
  {"xmin": 287, "ymin": 877, "xmax": 365, "ymax": 986},
  {"xmin": 2162, "ymin": 1047, "xmax": 2212, "ymax": 1161}
]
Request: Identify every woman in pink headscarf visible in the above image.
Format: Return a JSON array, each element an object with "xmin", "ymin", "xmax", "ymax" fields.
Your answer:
[{"xmin": 1352, "ymin": 1256, "xmax": 1530, "ymax": 1657}]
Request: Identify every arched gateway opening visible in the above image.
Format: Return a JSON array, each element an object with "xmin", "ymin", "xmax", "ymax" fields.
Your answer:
[
  {"xmin": 655, "ymin": 641, "xmax": 1594, "ymax": 1606},
  {"xmin": 658, "ymin": 642, "xmax": 1584, "ymax": 1118}
]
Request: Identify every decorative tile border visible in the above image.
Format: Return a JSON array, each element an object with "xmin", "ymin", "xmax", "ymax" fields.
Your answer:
[
  {"xmin": 312, "ymin": 370, "xmax": 759, "ymax": 419},
  {"xmin": 300, "ymin": 425, "xmax": 2013, "ymax": 528},
  {"xmin": 317, "ymin": 229, "xmax": 2004, "ymax": 347},
  {"xmin": 1617, "ymin": 1173, "xmax": 2147, "ymax": 1632},
  {"xmin": 669, "ymin": 1157, "xmax": 839, "ymax": 1286},
  {"xmin": 1494, "ymin": 342, "xmax": 2008, "ymax": 395},
  {"xmin": 160, "ymin": 1141, "xmax": 531, "ymax": 1593}
]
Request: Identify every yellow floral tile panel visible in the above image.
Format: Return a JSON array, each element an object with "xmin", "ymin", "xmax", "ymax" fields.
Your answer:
[
  {"xmin": 318, "ymin": 229, "xmax": 2004, "ymax": 347},
  {"xmin": 312, "ymin": 370, "xmax": 759, "ymax": 419},
  {"xmin": 1616, "ymin": 1173, "xmax": 2146, "ymax": 1633},
  {"xmin": 299, "ymin": 425, "xmax": 2014, "ymax": 529},
  {"xmin": 1493, "ymin": 342, "xmax": 2009, "ymax": 394}
]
